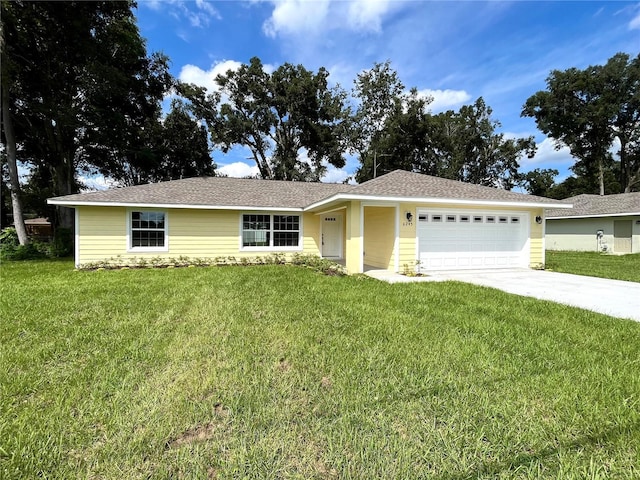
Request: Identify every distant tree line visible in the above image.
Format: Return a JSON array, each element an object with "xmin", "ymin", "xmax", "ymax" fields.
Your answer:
[{"xmin": 1, "ymin": 1, "xmax": 638, "ymax": 247}]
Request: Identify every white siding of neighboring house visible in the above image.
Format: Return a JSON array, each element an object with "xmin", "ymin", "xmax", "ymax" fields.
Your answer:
[{"xmin": 546, "ymin": 215, "xmax": 640, "ymax": 253}]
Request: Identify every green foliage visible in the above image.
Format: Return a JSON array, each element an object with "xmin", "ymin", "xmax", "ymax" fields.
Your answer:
[
  {"xmin": 1, "ymin": 261, "xmax": 639, "ymax": 478},
  {"xmin": 77, "ymin": 253, "xmax": 344, "ymax": 275},
  {"xmin": 2, "ymin": 1, "xmax": 172, "ymax": 226},
  {"xmin": 180, "ymin": 57, "xmax": 348, "ymax": 181},
  {"xmin": 523, "ymin": 52, "xmax": 640, "ymax": 194},
  {"xmin": 0, "ymin": 227, "xmax": 47, "ymax": 260},
  {"xmin": 546, "ymin": 251, "xmax": 640, "ymax": 283},
  {"xmin": 518, "ymin": 168, "xmax": 559, "ymax": 196}
]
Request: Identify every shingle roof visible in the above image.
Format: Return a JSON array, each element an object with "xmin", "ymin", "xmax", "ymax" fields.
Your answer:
[
  {"xmin": 350, "ymin": 170, "xmax": 568, "ymax": 206},
  {"xmin": 48, "ymin": 170, "xmax": 570, "ymax": 209},
  {"xmin": 546, "ymin": 192, "xmax": 640, "ymax": 218},
  {"xmin": 49, "ymin": 176, "xmax": 353, "ymax": 209}
]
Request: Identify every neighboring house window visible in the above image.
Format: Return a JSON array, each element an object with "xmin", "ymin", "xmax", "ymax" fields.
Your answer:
[
  {"xmin": 130, "ymin": 211, "xmax": 167, "ymax": 249},
  {"xmin": 242, "ymin": 214, "xmax": 301, "ymax": 249}
]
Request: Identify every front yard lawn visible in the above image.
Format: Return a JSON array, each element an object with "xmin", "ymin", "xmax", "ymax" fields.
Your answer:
[
  {"xmin": 546, "ymin": 250, "xmax": 640, "ymax": 282},
  {"xmin": 1, "ymin": 261, "xmax": 639, "ymax": 479}
]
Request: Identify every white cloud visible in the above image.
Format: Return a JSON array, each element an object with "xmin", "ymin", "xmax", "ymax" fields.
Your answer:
[
  {"xmin": 262, "ymin": 0, "xmax": 400, "ymax": 38},
  {"xmin": 218, "ymin": 161, "xmax": 260, "ymax": 178},
  {"xmin": 629, "ymin": 9, "xmax": 640, "ymax": 30},
  {"xmin": 321, "ymin": 166, "xmax": 351, "ymax": 184},
  {"xmin": 417, "ymin": 88, "xmax": 472, "ymax": 112},
  {"xmin": 142, "ymin": 0, "xmax": 220, "ymax": 28},
  {"xmin": 263, "ymin": 0, "xmax": 331, "ymax": 37},
  {"xmin": 78, "ymin": 174, "xmax": 118, "ymax": 192},
  {"xmin": 347, "ymin": 0, "xmax": 394, "ymax": 32},
  {"xmin": 178, "ymin": 60, "xmax": 243, "ymax": 93},
  {"xmin": 522, "ymin": 137, "xmax": 575, "ymax": 168}
]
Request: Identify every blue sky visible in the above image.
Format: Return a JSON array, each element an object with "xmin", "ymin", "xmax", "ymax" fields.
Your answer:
[{"xmin": 134, "ymin": 0, "xmax": 640, "ymax": 185}]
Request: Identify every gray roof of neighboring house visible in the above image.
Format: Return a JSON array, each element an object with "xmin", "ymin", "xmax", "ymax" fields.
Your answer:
[
  {"xmin": 48, "ymin": 170, "xmax": 570, "ymax": 209},
  {"xmin": 546, "ymin": 192, "xmax": 640, "ymax": 218}
]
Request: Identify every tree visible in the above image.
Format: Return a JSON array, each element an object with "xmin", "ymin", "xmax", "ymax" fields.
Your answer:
[
  {"xmin": 523, "ymin": 52, "xmax": 640, "ymax": 194},
  {"xmin": 356, "ymin": 95, "xmax": 535, "ymax": 189},
  {"xmin": 436, "ymin": 98, "xmax": 536, "ymax": 189},
  {"xmin": 182, "ymin": 57, "xmax": 347, "ymax": 181},
  {"xmin": 354, "ymin": 89, "xmax": 434, "ymax": 182},
  {"xmin": 350, "ymin": 61, "xmax": 407, "ymax": 178},
  {"xmin": 157, "ymin": 101, "xmax": 216, "ymax": 181},
  {"xmin": 2, "ymin": 1, "xmax": 172, "ymax": 230},
  {"xmin": 1, "ymin": 18, "xmax": 28, "ymax": 244},
  {"xmin": 518, "ymin": 168, "xmax": 559, "ymax": 197}
]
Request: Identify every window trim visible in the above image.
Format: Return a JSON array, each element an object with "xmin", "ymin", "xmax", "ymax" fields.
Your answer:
[
  {"xmin": 239, "ymin": 212, "xmax": 303, "ymax": 252},
  {"xmin": 126, "ymin": 208, "xmax": 169, "ymax": 253}
]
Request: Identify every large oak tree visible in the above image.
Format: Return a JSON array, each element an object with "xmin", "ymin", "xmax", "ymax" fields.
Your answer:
[
  {"xmin": 181, "ymin": 57, "xmax": 348, "ymax": 181},
  {"xmin": 1, "ymin": 1, "xmax": 172, "ymax": 233},
  {"xmin": 523, "ymin": 52, "xmax": 640, "ymax": 194}
]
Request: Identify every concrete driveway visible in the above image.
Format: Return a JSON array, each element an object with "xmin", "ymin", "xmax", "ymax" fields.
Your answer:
[{"xmin": 366, "ymin": 268, "xmax": 640, "ymax": 322}]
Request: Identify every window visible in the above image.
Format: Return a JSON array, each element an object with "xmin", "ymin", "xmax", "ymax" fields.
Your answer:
[
  {"xmin": 511, "ymin": 217, "xmax": 520, "ymax": 224},
  {"xmin": 460, "ymin": 215, "xmax": 470, "ymax": 223},
  {"xmin": 446, "ymin": 215, "xmax": 456, "ymax": 222},
  {"xmin": 486, "ymin": 216, "xmax": 496, "ymax": 223},
  {"xmin": 499, "ymin": 216, "xmax": 508, "ymax": 224},
  {"xmin": 473, "ymin": 216, "xmax": 483, "ymax": 223},
  {"xmin": 130, "ymin": 211, "xmax": 166, "ymax": 249},
  {"xmin": 418, "ymin": 214, "xmax": 428, "ymax": 222},
  {"xmin": 431, "ymin": 214, "xmax": 442, "ymax": 222},
  {"xmin": 242, "ymin": 214, "xmax": 300, "ymax": 249}
]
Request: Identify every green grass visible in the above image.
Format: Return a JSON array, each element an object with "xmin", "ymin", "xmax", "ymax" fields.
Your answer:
[
  {"xmin": 546, "ymin": 251, "xmax": 640, "ymax": 283},
  {"xmin": 1, "ymin": 260, "xmax": 639, "ymax": 479}
]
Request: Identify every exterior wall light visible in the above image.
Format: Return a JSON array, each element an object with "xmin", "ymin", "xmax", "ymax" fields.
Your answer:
[
  {"xmin": 535, "ymin": 215, "xmax": 542, "ymax": 224},
  {"xmin": 406, "ymin": 212, "xmax": 414, "ymax": 222}
]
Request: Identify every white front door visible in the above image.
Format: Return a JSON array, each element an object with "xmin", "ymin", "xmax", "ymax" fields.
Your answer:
[{"xmin": 322, "ymin": 214, "xmax": 342, "ymax": 258}]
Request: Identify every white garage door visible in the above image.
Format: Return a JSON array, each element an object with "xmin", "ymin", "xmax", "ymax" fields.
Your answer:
[{"xmin": 417, "ymin": 209, "xmax": 529, "ymax": 271}]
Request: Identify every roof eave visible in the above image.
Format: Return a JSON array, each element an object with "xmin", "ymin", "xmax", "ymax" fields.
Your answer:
[
  {"xmin": 547, "ymin": 211, "xmax": 640, "ymax": 220},
  {"xmin": 46, "ymin": 199, "xmax": 304, "ymax": 212},
  {"xmin": 304, "ymin": 193, "xmax": 572, "ymax": 211}
]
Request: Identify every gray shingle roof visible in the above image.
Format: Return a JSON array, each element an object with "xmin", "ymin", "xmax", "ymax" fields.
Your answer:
[
  {"xmin": 351, "ymin": 170, "xmax": 568, "ymax": 206},
  {"xmin": 48, "ymin": 170, "xmax": 569, "ymax": 209},
  {"xmin": 546, "ymin": 192, "xmax": 640, "ymax": 218},
  {"xmin": 49, "ymin": 176, "xmax": 352, "ymax": 209}
]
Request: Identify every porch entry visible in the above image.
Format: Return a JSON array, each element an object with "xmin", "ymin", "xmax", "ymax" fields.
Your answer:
[{"xmin": 321, "ymin": 214, "xmax": 343, "ymax": 258}]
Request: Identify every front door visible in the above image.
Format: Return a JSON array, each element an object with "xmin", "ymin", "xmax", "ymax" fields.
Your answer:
[
  {"xmin": 322, "ymin": 214, "xmax": 342, "ymax": 258},
  {"xmin": 614, "ymin": 220, "xmax": 632, "ymax": 253}
]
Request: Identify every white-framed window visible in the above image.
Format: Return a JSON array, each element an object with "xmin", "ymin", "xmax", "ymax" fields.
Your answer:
[
  {"xmin": 128, "ymin": 210, "xmax": 168, "ymax": 251},
  {"xmin": 241, "ymin": 213, "xmax": 302, "ymax": 250}
]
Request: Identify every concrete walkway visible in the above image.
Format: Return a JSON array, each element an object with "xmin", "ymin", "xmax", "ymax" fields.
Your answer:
[{"xmin": 365, "ymin": 268, "xmax": 640, "ymax": 322}]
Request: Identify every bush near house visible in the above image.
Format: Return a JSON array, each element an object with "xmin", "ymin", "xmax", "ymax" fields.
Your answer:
[{"xmin": 1, "ymin": 261, "xmax": 639, "ymax": 479}]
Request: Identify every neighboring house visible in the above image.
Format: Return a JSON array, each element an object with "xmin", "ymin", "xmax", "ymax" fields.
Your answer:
[
  {"xmin": 546, "ymin": 193, "xmax": 640, "ymax": 254},
  {"xmin": 11, "ymin": 217, "xmax": 53, "ymax": 238},
  {"xmin": 47, "ymin": 170, "xmax": 570, "ymax": 273}
]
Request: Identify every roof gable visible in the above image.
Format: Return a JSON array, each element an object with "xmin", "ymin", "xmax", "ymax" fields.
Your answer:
[{"xmin": 351, "ymin": 170, "xmax": 567, "ymax": 206}]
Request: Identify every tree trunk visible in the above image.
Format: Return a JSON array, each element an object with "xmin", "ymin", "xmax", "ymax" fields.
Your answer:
[
  {"xmin": 1, "ymin": 47, "xmax": 29, "ymax": 245},
  {"xmin": 598, "ymin": 158, "xmax": 605, "ymax": 196}
]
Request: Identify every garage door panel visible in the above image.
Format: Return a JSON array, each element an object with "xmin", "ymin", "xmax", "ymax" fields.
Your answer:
[{"xmin": 418, "ymin": 209, "xmax": 529, "ymax": 272}]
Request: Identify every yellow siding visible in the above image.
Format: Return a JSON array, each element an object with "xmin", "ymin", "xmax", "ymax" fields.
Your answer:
[
  {"xmin": 363, "ymin": 206, "xmax": 396, "ymax": 270},
  {"xmin": 529, "ymin": 209, "xmax": 544, "ymax": 267},
  {"xmin": 76, "ymin": 207, "xmax": 320, "ymax": 267},
  {"xmin": 345, "ymin": 201, "xmax": 363, "ymax": 274}
]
